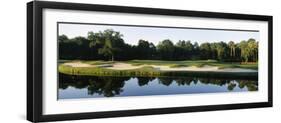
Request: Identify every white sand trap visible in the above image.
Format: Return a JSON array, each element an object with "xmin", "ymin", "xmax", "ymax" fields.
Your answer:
[
  {"xmin": 106, "ymin": 63, "xmax": 144, "ymax": 70},
  {"xmin": 153, "ymin": 65, "xmax": 218, "ymax": 71},
  {"xmin": 157, "ymin": 65, "xmax": 257, "ymax": 72},
  {"xmin": 106, "ymin": 63, "xmax": 257, "ymax": 72},
  {"xmin": 64, "ymin": 62, "xmax": 94, "ymax": 67},
  {"xmin": 63, "ymin": 62, "xmax": 258, "ymax": 72},
  {"xmin": 219, "ymin": 68, "xmax": 257, "ymax": 72}
]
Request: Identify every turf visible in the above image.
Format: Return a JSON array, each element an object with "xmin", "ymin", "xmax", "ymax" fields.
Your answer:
[{"xmin": 58, "ymin": 60, "xmax": 258, "ymax": 78}]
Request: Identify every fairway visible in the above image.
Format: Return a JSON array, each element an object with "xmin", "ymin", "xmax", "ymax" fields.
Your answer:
[{"xmin": 59, "ymin": 60, "xmax": 258, "ymax": 78}]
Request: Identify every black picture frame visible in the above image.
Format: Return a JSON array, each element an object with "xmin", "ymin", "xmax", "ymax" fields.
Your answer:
[{"xmin": 27, "ymin": 1, "xmax": 273, "ymax": 122}]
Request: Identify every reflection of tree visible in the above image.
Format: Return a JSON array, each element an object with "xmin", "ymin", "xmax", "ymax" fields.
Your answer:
[
  {"xmin": 213, "ymin": 79, "xmax": 230, "ymax": 86},
  {"xmin": 174, "ymin": 77, "xmax": 194, "ymax": 86},
  {"xmin": 237, "ymin": 80, "xmax": 258, "ymax": 91},
  {"xmin": 199, "ymin": 78, "xmax": 231, "ymax": 86},
  {"xmin": 59, "ymin": 74, "xmax": 129, "ymax": 97},
  {"xmin": 227, "ymin": 82, "xmax": 237, "ymax": 91},
  {"xmin": 198, "ymin": 78, "xmax": 258, "ymax": 91},
  {"xmin": 158, "ymin": 77, "xmax": 174, "ymax": 86},
  {"xmin": 87, "ymin": 77, "xmax": 127, "ymax": 97},
  {"xmin": 59, "ymin": 73, "xmax": 259, "ymax": 97},
  {"xmin": 136, "ymin": 77, "xmax": 155, "ymax": 86},
  {"xmin": 59, "ymin": 83, "xmax": 69, "ymax": 90}
]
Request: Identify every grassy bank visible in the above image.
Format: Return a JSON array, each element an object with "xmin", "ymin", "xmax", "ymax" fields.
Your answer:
[
  {"xmin": 69, "ymin": 59, "xmax": 258, "ymax": 70},
  {"xmin": 124, "ymin": 60, "xmax": 258, "ymax": 70},
  {"xmin": 58, "ymin": 60, "xmax": 258, "ymax": 78}
]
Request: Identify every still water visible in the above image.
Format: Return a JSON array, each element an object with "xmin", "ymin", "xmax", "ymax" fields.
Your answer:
[{"xmin": 58, "ymin": 73, "xmax": 258, "ymax": 99}]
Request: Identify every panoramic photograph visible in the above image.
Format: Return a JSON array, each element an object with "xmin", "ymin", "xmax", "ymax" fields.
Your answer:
[{"xmin": 58, "ymin": 23, "xmax": 259, "ymax": 99}]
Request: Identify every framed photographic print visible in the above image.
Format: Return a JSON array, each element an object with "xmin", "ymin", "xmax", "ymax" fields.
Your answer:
[{"xmin": 27, "ymin": 1, "xmax": 273, "ymax": 122}]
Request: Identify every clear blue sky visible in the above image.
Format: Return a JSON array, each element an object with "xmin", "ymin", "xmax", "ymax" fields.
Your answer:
[{"xmin": 59, "ymin": 23, "xmax": 259, "ymax": 45}]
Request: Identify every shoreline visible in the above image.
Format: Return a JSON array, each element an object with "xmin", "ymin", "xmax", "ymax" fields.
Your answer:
[
  {"xmin": 59, "ymin": 61, "xmax": 258, "ymax": 78},
  {"xmin": 63, "ymin": 62, "xmax": 258, "ymax": 73}
]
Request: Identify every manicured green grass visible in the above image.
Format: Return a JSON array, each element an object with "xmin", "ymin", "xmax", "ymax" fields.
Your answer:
[
  {"xmin": 124, "ymin": 60, "xmax": 258, "ymax": 70},
  {"xmin": 81, "ymin": 60, "xmax": 115, "ymax": 65},
  {"xmin": 124, "ymin": 60, "xmax": 216, "ymax": 68},
  {"xmin": 58, "ymin": 59, "xmax": 73, "ymax": 64},
  {"xmin": 58, "ymin": 59, "xmax": 258, "ymax": 78},
  {"xmin": 58, "ymin": 59, "xmax": 258, "ymax": 70},
  {"xmin": 59, "ymin": 64, "xmax": 161, "ymax": 77},
  {"xmin": 211, "ymin": 62, "xmax": 258, "ymax": 70},
  {"xmin": 59, "ymin": 64, "xmax": 257, "ymax": 78},
  {"xmin": 169, "ymin": 64, "xmax": 189, "ymax": 68}
]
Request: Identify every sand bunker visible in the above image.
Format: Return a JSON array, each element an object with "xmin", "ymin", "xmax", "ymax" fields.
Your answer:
[
  {"xmin": 106, "ymin": 63, "xmax": 143, "ymax": 70},
  {"xmin": 107, "ymin": 64, "xmax": 257, "ymax": 72},
  {"xmin": 64, "ymin": 62, "xmax": 94, "ymax": 67},
  {"xmin": 63, "ymin": 62, "xmax": 257, "ymax": 72}
]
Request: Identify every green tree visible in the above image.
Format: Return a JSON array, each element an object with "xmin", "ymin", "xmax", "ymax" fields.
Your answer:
[
  {"xmin": 58, "ymin": 34, "xmax": 69, "ymax": 43},
  {"xmin": 228, "ymin": 41, "xmax": 236, "ymax": 58},
  {"xmin": 157, "ymin": 39, "xmax": 175, "ymax": 60},
  {"xmin": 239, "ymin": 40, "xmax": 250, "ymax": 62},
  {"xmin": 59, "ymin": 29, "xmax": 258, "ymax": 62},
  {"xmin": 88, "ymin": 29, "xmax": 124, "ymax": 61},
  {"xmin": 175, "ymin": 40, "xmax": 194, "ymax": 60},
  {"xmin": 199, "ymin": 42, "xmax": 211, "ymax": 59},
  {"xmin": 214, "ymin": 42, "xmax": 228, "ymax": 61},
  {"xmin": 247, "ymin": 39, "xmax": 258, "ymax": 62},
  {"xmin": 137, "ymin": 39, "xmax": 156, "ymax": 59}
]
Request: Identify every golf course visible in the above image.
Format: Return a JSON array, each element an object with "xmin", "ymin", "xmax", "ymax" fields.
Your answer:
[
  {"xmin": 59, "ymin": 59, "xmax": 258, "ymax": 78},
  {"xmin": 58, "ymin": 28, "xmax": 259, "ymax": 78},
  {"xmin": 57, "ymin": 23, "xmax": 260, "ymax": 99}
]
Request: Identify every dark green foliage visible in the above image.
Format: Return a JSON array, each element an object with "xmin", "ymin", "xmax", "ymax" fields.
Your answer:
[
  {"xmin": 157, "ymin": 39, "xmax": 175, "ymax": 60},
  {"xmin": 59, "ymin": 29, "xmax": 259, "ymax": 62},
  {"xmin": 59, "ymin": 73, "xmax": 258, "ymax": 97},
  {"xmin": 136, "ymin": 39, "xmax": 157, "ymax": 59}
]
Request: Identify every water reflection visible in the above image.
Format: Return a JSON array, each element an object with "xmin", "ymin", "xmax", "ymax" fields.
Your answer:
[{"xmin": 58, "ymin": 73, "xmax": 258, "ymax": 99}]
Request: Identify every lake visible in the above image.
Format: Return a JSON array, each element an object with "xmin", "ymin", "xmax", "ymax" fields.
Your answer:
[{"xmin": 58, "ymin": 73, "xmax": 258, "ymax": 99}]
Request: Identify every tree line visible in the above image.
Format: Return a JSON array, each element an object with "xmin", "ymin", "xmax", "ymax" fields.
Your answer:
[
  {"xmin": 59, "ymin": 29, "xmax": 258, "ymax": 62},
  {"xmin": 59, "ymin": 74, "xmax": 258, "ymax": 97}
]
